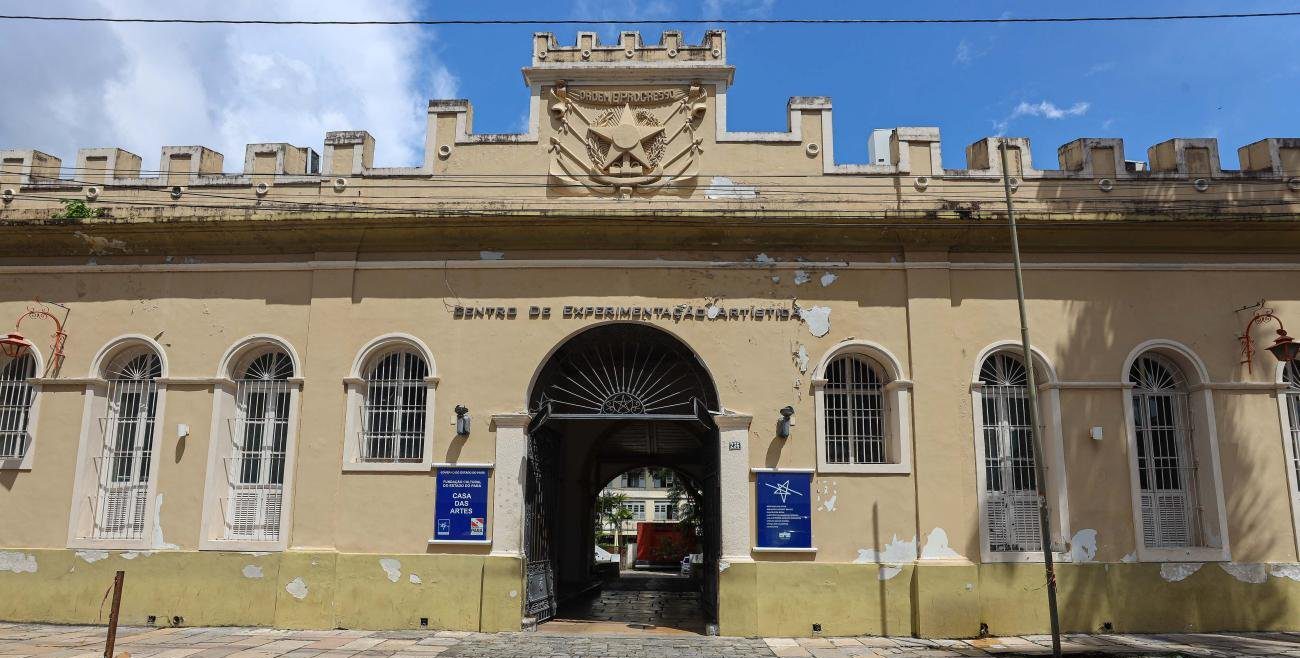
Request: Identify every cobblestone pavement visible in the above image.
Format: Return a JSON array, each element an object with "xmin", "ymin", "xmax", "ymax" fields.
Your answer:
[{"xmin": 5, "ymin": 623, "xmax": 1300, "ymax": 658}]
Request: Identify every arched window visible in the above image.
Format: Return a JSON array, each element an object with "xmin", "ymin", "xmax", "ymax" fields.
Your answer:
[
  {"xmin": 823, "ymin": 354, "xmax": 887, "ymax": 464},
  {"xmin": 0, "ymin": 353, "xmax": 36, "ymax": 461},
  {"xmin": 978, "ymin": 353, "xmax": 1041, "ymax": 553},
  {"xmin": 361, "ymin": 350, "xmax": 429, "ymax": 463},
  {"xmin": 95, "ymin": 350, "xmax": 162, "ymax": 540},
  {"xmin": 813, "ymin": 342, "xmax": 912, "ymax": 475},
  {"xmin": 227, "ymin": 350, "xmax": 294, "ymax": 541},
  {"xmin": 1129, "ymin": 353, "xmax": 1200, "ymax": 549},
  {"xmin": 342, "ymin": 335, "xmax": 437, "ymax": 472},
  {"xmin": 1285, "ymin": 362, "xmax": 1300, "ymax": 497}
]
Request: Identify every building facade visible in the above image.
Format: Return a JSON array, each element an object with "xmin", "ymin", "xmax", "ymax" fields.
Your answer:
[{"xmin": 2, "ymin": 30, "xmax": 1300, "ymax": 637}]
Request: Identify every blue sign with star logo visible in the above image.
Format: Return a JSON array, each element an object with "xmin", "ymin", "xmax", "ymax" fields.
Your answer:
[{"xmin": 756, "ymin": 471, "xmax": 812, "ymax": 549}]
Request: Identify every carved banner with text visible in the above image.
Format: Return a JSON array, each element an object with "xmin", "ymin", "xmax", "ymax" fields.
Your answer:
[{"xmin": 547, "ymin": 82, "xmax": 707, "ymax": 196}]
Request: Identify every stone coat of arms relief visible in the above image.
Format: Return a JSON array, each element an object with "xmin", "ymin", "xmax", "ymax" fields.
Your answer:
[{"xmin": 548, "ymin": 81, "xmax": 707, "ymax": 196}]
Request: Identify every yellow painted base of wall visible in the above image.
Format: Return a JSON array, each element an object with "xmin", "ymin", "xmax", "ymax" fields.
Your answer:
[
  {"xmin": 5, "ymin": 551, "xmax": 1300, "ymax": 637},
  {"xmin": 0, "ymin": 550, "xmax": 522, "ymax": 632},
  {"xmin": 717, "ymin": 560, "xmax": 1300, "ymax": 637}
]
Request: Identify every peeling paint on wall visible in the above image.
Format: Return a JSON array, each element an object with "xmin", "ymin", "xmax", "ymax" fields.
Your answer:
[
  {"xmin": 242, "ymin": 565, "xmax": 264, "ymax": 579},
  {"xmin": 0, "ymin": 551, "xmax": 37, "ymax": 573},
  {"xmin": 771, "ymin": 276, "xmax": 780, "ymax": 284},
  {"xmin": 920, "ymin": 528, "xmax": 962, "ymax": 560},
  {"xmin": 379, "ymin": 558, "xmax": 402, "ymax": 583},
  {"xmin": 1120, "ymin": 551, "xmax": 1138, "ymax": 563},
  {"xmin": 819, "ymin": 273, "xmax": 838, "ymax": 287},
  {"xmin": 409, "ymin": 574, "xmax": 422, "ymax": 585},
  {"xmin": 719, "ymin": 560, "xmax": 731, "ymax": 572},
  {"xmin": 1159, "ymin": 563, "xmax": 1202, "ymax": 582},
  {"xmin": 853, "ymin": 534, "xmax": 917, "ymax": 581},
  {"xmin": 1270, "ymin": 564, "xmax": 1300, "ymax": 581},
  {"xmin": 793, "ymin": 344, "xmax": 809, "ymax": 373},
  {"xmin": 754, "ymin": 253, "xmax": 776, "ymax": 264},
  {"xmin": 120, "ymin": 552, "xmax": 139, "ymax": 560},
  {"xmin": 704, "ymin": 176, "xmax": 758, "ymax": 200},
  {"xmin": 1069, "ymin": 529, "xmax": 1098, "ymax": 563},
  {"xmin": 705, "ymin": 303, "xmax": 722, "ymax": 319},
  {"xmin": 75, "ymin": 550, "xmax": 109, "ymax": 564},
  {"xmin": 820, "ymin": 494, "xmax": 837, "ymax": 513},
  {"xmin": 152, "ymin": 493, "xmax": 179, "ymax": 550},
  {"xmin": 793, "ymin": 270, "xmax": 811, "ymax": 286},
  {"xmin": 797, "ymin": 305, "xmax": 831, "ymax": 338},
  {"xmin": 1219, "ymin": 563, "xmax": 1267, "ymax": 584},
  {"xmin": 479, "ymin": 250, "xmax": 504, "ymax": 260},
  {"xmin": 285, "ymin": 577, "xmax": 308, "ymax": 600},
  {"xmin": 73, "ymin": 232, "xmax": 128, "ymax": 255}
]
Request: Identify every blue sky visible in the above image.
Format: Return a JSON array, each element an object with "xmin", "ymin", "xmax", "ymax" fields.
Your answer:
[{"xmin": 3, "ymin": 1, "xmax": 1298, "ymax": 170}]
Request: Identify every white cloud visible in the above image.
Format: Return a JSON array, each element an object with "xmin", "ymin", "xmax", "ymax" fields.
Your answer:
[
  {"xmin": 1011, "ymin": 100, "xmax": 1091, "ymax": 120},
  {"xmin": 993, "ymin": 100, "xmax": 1091, "ymax": 135},
  {"xmin": 0, "ymin": 0, "xmax": 456, "ymax": 171},
  {"xmin": 953, "ymin": 37, "xmax": 994, "ymax": 66}
]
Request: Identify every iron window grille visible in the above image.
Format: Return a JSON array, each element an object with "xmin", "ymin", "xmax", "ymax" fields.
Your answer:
[
  {"xmin": 359, "ymin": 351, "xmax": 428, "ymax": 463},
  {"xmin": 92, "ymin": 352, "xmax": 161, "ymax": 540},
  {"xmin": 978, "ymin": 353, "xmax": 1043, "ymax": 553},
  {"xmin": 0, "ymin": 354, "xmax": 35, "ymax": 460},
  {"xmin": 225, "ymin": 351, "xmax": 293, "ymax": 542},
  {"xmin": 1285, "ymin": 361, "xmax": 1300, "ymax": 495},
  {"xmin": 824, "ymin": 354, "xmax": 888, "ymax": 464},
  {"xmin": 1130, "ymin": 353, "xmax": 1203, "ymax": 549}
]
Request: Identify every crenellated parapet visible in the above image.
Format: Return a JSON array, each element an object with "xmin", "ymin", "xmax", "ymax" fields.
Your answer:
[{"xmin": 1, "ymin": 30, "xmax": 1299, "ymax": 213}]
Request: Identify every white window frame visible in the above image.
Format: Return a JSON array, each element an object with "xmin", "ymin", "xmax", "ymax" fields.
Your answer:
[
  {"xmin": 341, "ymin": 333, "xmax": 437, "ymax": 472},
  {"xmin": 67, "ymin": 335, "xmax": 168, "ymax": 550},
  {"xmin": 623, "ymin": 501, "xmax": 646, "ymax": 521},
  {"xmin": 0, "ymin": 347, "xmax": 43, "ymax": 471},
  {"xmin": 199, "ymin": 335, "xmax": 303, "ymax": 552},
  {"xmin": 1276, "ymin": 361, "xmax": 1300, "ymax": 556},
  {"xmin": 1121, "ymin": 340, "xmax": 1231, "ymax": 563},
  {"xmin": 970, "ymin": 342, "xmax": 1072, "ymax": 564},
  {"xmin": 812, "ymin": 340, "xmax": 913, "ymax": 474}
]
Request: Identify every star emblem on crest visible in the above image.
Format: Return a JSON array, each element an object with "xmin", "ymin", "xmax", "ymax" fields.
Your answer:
[{"xmin": 587, "ymin": 104, "xmax": 666, "ymax": 172}]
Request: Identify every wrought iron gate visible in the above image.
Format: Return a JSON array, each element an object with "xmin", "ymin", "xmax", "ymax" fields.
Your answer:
[{"xmin": 523, "ymin": 420, "xmax": 559, "ymax": 623}]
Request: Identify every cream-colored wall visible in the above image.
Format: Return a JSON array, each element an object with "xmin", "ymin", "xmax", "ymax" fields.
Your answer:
[{"xmin": 0, "ymin": 256, "xmax": 1296, "ymax": 569}]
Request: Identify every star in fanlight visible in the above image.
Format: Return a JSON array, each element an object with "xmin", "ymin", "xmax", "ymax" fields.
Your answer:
[{"xmin": 588, "ymin": 104, "xmax": 665, "ymax": 171}]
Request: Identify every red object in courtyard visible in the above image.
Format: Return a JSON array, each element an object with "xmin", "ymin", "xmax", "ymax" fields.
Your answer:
[{"xmin": 634, "ymin": 522, "xmax": 696, "ymax": 565}]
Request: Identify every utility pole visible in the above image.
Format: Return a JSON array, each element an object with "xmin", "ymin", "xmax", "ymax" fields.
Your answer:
[{"xmin": 998, "ymin": 141, "xmax": 1062, "ymax": 658}]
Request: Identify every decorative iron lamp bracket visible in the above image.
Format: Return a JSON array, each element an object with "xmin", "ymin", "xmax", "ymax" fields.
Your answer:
[
  {"xmin": 0, "ymin": 301, "xmax": 70, "ymax": 377},
  {"xmin": 1240, "ymin": 307, "xmax": 1298, "ymax": 373}
]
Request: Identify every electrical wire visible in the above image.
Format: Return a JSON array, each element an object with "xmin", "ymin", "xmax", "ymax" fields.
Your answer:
[{"xmin": 2, "ymin": 12, "xmax": 1299, "ymax": 26}]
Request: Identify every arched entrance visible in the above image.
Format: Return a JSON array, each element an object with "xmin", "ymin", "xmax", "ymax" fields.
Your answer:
[{"xmin": 523, "ymin": 323, "xmax": 722, "ymax": 631}]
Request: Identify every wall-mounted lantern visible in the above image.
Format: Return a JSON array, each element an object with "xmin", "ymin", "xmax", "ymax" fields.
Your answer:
[
  {"xmin": 0, "ymin": 302, "xmax": 70, "ymax": 376},
  {"xmin": 455, "ymin": 405, "xmax": 471, "ymax": 436},
  {"xmin": 1240, "ymin": 307, "xmax": 1299, "ymax": 373},
  {"xmin": 776, "ymin": 405, "xmax": 795, "ymax": 439}
]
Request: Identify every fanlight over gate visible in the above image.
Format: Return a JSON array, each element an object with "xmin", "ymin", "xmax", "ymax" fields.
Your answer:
[{"xmin": 529, "ymin": 323, "xmax": 718, "ymax": 420}]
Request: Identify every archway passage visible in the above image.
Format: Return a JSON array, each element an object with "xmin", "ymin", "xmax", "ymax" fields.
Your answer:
[{"xmin": 524, "ymin": 323, "xmax": 721, "ymax": 634}]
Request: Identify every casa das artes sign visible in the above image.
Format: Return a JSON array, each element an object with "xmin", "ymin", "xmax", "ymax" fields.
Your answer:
[
  {"xmin": 433, "ymin": 468, "xmax": 489, "ymax": 542},
  {"xmin": 452, "ymin": 303, "xmax": 797, "ymax": 322},
  {"xmin": 756, "ymin": 471, "xmax": 813, "ymax": 550}
]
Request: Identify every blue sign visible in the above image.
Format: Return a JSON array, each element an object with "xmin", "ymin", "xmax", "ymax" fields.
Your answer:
[
  {"xmin": 755, "ymin": 471, "xmax": 812, "ymax": 549},
  {"xmin": 434, "ymin": 468, "xmax": 490, "ymax": 541}
]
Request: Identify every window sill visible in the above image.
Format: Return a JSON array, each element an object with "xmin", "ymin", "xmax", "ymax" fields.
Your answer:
[
  {"xmin": 428, "ymin": 538, "xmax": 492, "ymax": 546},
  {"xmin": 752, "ymin": 546, "xmax": 817, "ymax": 554},
  {"xmin": 67, "ymin": 538, "xmax": 159, "ymax": 551},
  {"xmin": 343, "ymin": 461, "xmax": 433, "ymax": 473},
  {"xmin": 981, "ymin": 551, "xmax": 1073, "ymax": 564},
  {"xmin": 816, "ymin": 462, "xmax": 911, "ymax": 475},
  {"xmin": 199, "ymin": 538, "xmax": 287, "ymax": 552},
  {"xmin": 1137, "ymin": 546, "xmax": 1230, "ymax": 563}
]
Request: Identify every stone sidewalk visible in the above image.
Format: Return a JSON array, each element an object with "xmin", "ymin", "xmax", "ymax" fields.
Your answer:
[{"xmin": 4, "ymin": 622, "xmax": 1300, "ymax": 658}]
